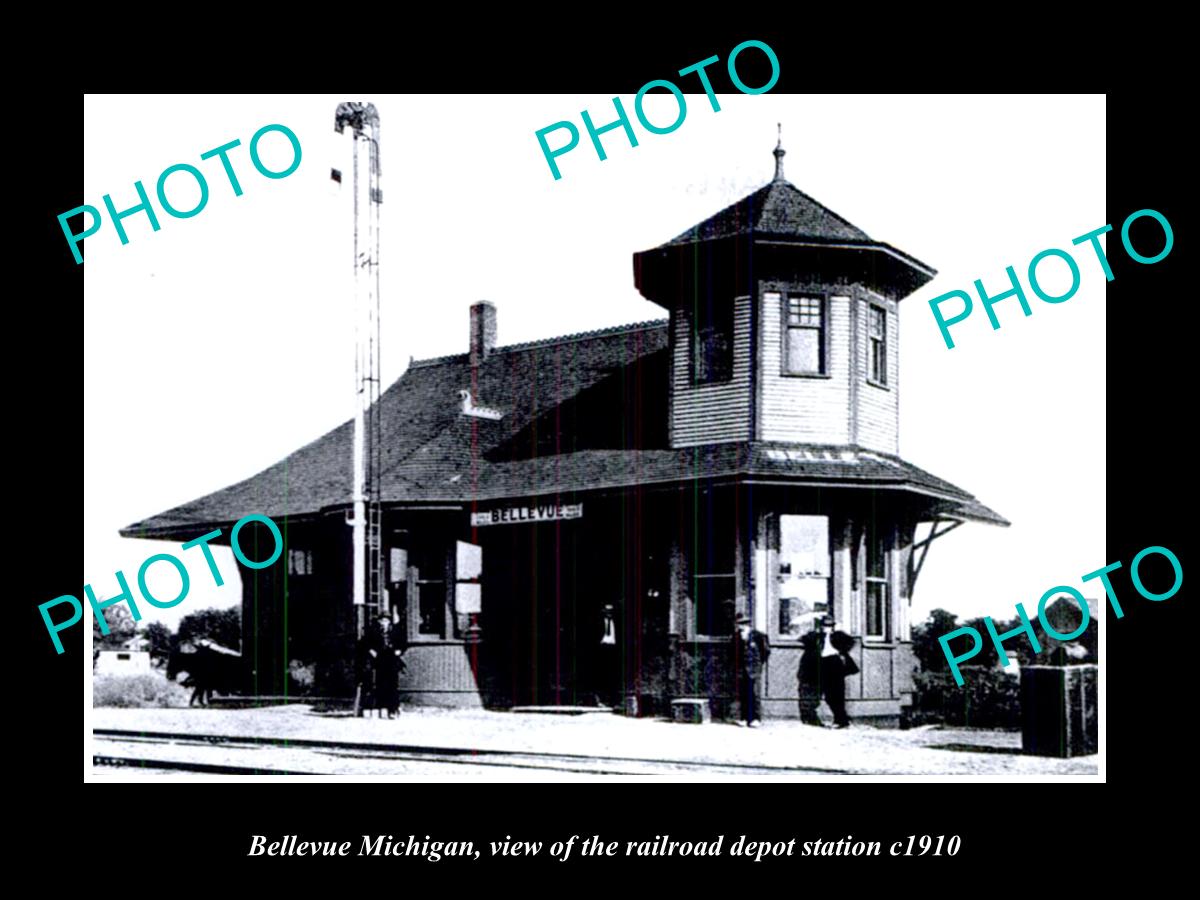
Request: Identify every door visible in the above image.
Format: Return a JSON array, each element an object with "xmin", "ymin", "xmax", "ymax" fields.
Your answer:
[{"xmin": 480, "ymin": 514, "xmax": 587, "ymax": 707}]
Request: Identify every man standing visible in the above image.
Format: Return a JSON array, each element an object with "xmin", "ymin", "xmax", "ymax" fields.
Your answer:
[
  {"xmin": 593, "ymin": 603, "xmax": 619, "ymax": 708},
  {"xmin": 796, "ymin": 630, "xmax": 824, "ymax": 725},
  {"xmin": 805, "ymin": 615, "xmax": 857, "ymax": 728},
  {"xmin": 732, "ymin": 612, "xmax": 771, "ymax": 727},
  {"xmin": 371, "ymin": 617, "xmax": 406, "ymax": 719}
]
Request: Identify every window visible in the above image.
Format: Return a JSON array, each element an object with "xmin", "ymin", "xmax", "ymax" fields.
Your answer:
[
  {"xmin": 387, "ymin": 547, "xmax": 408, "ymax": 635},
  {"xmin": 868, "ymin": 304, "xmax": 887, "ymax": 386},
  {"xmin": 784, "ymin": 294, "xmax": 825, "ymax": 375},
  {"xmin": 691, "ymin": 302, "xmax": 734, "ymax": 384},
  {"xmin": 692, "ymin": 499, "xmax": 737, "ymax": 637},
  {"xmin": 388, "ymin": 548, "xmax": 407, "ymax": 585},
  {"xmin": 454, "ymin": 541, "xmax": 482, "ymax": 639},
  {"xmin": 288, "ymin": 549, "xmax": 313, "ymax": 576},
  {"xmin": 410, "ymin": 545, "xmax": 446, "ymax": 638},
  {"xmin": 865, "ymin": 525, "xmax": 890, "ymax": 640},
  {"xmin": 777, "ymin": 515, "xmax": 831, "ymax": 638}
]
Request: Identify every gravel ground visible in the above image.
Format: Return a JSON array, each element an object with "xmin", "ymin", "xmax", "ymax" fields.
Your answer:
[{"xmin": 92, "ymin": 704, "xmax": 1099, "ymax": 777}]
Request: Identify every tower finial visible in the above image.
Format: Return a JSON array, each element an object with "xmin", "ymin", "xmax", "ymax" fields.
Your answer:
[{"xmin": 773, "ymin": 123, "xmax": 786, "ymax": 182}]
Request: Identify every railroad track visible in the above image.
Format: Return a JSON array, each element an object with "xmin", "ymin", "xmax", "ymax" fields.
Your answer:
[
  {"xmin": 93, "ymin": 728, "xmax": 849, "ymax": 777},
  {"xmin": 92, "ymin": 755, "xmax": 308, "ymax": 776}
]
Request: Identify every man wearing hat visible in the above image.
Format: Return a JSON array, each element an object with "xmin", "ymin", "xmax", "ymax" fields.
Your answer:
[
  {"xmin": 732, "ymin": 610, "xmax": 771, "ymax": 726},
  {"xmin": 593, "ymin": 602, "xmax": 620, "ymax": 708},
  {"xmin": 798, "ymin": 615, "xmax": 858, "ymax": 728}
]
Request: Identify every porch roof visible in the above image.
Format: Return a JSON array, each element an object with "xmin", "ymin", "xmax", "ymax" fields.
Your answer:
[{"xmin": 122, "ymin": 438, "xmax": 1006, "ymax": 539}]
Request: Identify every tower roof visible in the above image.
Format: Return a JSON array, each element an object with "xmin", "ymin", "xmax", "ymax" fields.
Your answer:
[
  {"xmin": 634, "ymin": 137, "xmax": 936, "ymax": 303},
  {"xmin": 664, "ymin": 177, "xmax": 872, "ymax": 246}
]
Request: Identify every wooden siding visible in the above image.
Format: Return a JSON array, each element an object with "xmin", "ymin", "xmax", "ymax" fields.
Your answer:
[
  {"xmin": 665, "ymin": 281, "xmax": 903, "ymax": 455},
  {"xmin": 397, "ymin": 643, "xmax": 484, "ymax": 707},
  {"xmin": 757, "ymin": 287, "xmax": 853, "ymax": 444},
  {"xmin": 856, "ymin": 291, "xmax": 900, "ymax": 454},
  {"xmin": 670, "ymin": 298, "xmax": 753, "ymax": 446}
]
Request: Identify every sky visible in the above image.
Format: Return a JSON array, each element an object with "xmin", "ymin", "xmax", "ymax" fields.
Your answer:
[{"xmin": 82, "ymin": 93, "xmax": 1105, "ymax": 635}]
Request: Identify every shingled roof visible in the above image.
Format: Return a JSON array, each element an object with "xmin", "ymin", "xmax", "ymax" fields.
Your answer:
[
  {"xmin": 634, "ymin": 163, "xmax": 937, "ymax": 305},
  {"xmin": 666, "ymin": 178, "xmax": 872, "ymax": 246},
  {"xmin": 122, "ymin": 318, "xmax": 1006, "ymax": 539}
]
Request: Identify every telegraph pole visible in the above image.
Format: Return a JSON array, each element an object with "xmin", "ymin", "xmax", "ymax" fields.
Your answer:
[{"xmin": 333, "ymin": 102, "xmax": 383, "ymax": 640}]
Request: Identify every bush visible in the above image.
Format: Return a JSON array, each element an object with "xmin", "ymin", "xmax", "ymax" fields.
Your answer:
[
  {"xmin": 908, "ymin": 668, "xmax": 1021, "ymax": 729},
  {"xmin": 93, "ymin": 673, "xmax": 191, "ymax": 708}
]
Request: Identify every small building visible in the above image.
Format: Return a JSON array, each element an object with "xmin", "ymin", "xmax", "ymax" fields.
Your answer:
[
  {"xmin": 95, "ymin": 649, "xmax": 152, "ymax": 676},
  {"xmin": 123, "ymin": 143, "xmax": 1006, "ymax": 723}
]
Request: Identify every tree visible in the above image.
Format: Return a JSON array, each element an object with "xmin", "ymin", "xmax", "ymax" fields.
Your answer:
[
  {"xmin": 142, "ymin": 621, "xmax": 175, "ymax": 658},
  {"xmin": 911, "ymin": 608, "xmax": 959, "ymax": 671},
  {"xmin": 92, "ymin": 605, "xmax": 137, "ymax": 649},
  {"xmin": 912, "ymin": 608, "xmax": 1034, "ymax": 671},
  {"xmin": 177, "ymin": 607, "xmax": 241, "ymax": 651},
  {"xmin": 960, "ymin": 616, "xmax": 1015, "ymax": 669},
  {"xmin": 93, "ymin": 605, "xmax": 138, "ymax": 666}
]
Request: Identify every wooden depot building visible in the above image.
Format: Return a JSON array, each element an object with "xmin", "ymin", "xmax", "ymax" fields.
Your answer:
[{"xmin": 123, "ymin": 143, "xmax": 1006, "ymax": 723}]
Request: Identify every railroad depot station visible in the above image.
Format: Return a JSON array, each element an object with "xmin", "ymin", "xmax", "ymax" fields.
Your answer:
[{"xmin": 124, "ymin": 142, "xmax": 1006, "ymax": 724}]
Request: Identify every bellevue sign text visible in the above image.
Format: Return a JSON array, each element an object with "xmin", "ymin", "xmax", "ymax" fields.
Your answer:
[{"xmin": 471, "ymin": 503, "xmax": 583, "ymax": 527}]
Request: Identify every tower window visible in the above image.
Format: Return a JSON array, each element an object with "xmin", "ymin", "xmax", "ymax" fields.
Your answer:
[
  {"xmin": 783, "ymin": 294, "xmax": 826, "ymax": 375},
  {"xmin": 691, "ymin": 301, "xmax": 734, "ymax": 385},
  {"xmin": 869, "ymin": 304, "xmax": 888, "ymax": 386}
]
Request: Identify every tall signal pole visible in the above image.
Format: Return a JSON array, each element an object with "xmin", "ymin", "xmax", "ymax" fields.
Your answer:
[{"xmin": 333, "ymin": 102, "xmax": 383, "ymax": 639}]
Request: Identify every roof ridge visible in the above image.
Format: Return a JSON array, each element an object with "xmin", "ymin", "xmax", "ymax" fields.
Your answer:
[
  {"xmin": 409, "ymin": 318, "xmax": 669, "ymax": 368},
  {"xmin": 409, "ymin": 352, "xmax": 462, "ymax": 369},
  {"xmin": 497, "ymin": 318, "xmax": 668, "ymax": 353}
]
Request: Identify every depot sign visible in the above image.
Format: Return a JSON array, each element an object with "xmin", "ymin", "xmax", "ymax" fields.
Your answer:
[{"xmin": 470, "ymin": 503, "xmax": 583, "ymax": 527}]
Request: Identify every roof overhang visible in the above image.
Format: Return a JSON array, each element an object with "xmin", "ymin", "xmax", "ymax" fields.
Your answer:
[
  {"xmin": 634, "ymin": 234, "xmax": 937, "ymax": 309},
  {"xmin": 735, "ymin": 477, "xmax": 1008, "ymax": 526},
  {"xmin": 753, "ymin": 237, "xmax": 937, "ymax": 295}
]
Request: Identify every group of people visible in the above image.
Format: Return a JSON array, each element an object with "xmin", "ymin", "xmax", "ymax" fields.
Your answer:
[
  {"xmin": 355, "ymin": 606, "xmax": 856, "ymax": 726},
  {"xmin": 355, "ymin": 616, "xmax": 407, "ymax": 718},
  {"xmin": 733, "ymin": 613, "xmax": 857, "ymax": 728}
]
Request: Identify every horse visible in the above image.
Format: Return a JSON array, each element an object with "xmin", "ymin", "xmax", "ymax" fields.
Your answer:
[{"xmin": 166, "ymin": 641, "xmax": 241, "ymax": 707}]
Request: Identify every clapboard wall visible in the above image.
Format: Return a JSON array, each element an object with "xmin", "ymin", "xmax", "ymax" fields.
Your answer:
[
  {"xmin": 758, "ymin": 284, "xmax": 853, "ymax": 445},
  {"xmin": 669, "ymin": 296, "xmax": 753, "ymax": 446},
  {"xmin": 667, "ymin": 283, "xmax": 901, "ymax": 454},
  {"xmin": 856, "ymin": 290, "xmax": 900, "ymax": 455}
]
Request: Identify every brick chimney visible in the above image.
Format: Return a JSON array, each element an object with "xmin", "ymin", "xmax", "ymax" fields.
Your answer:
[{"xmin": 469, "ymin": 301, "xmax": 497, "ymax": 367}]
